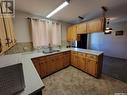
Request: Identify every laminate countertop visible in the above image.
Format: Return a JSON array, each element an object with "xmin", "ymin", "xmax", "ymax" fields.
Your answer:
[{"xmin": 0, "ymin": 48, "xmax": 103, "ymax": 95}]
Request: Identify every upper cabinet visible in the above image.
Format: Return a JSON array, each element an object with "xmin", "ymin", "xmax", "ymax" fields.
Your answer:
[
  {"xmin": 67, "ymin": 17, "xmax": 105, "ymax": 41},
  {"xmin": 4, "ymin": 17, "xmax": 16, "ymax": 47},
  {"xmin": 87, "ymin": 17, "xmax": 105, "ymax": 33},
  {"xmin": 77, "ymin": 22, "xmax": 87, "ymax": 34},
  {"xmin": 0, "ymin": 17, "xmax": 8, "ymax": 53},
  {"xmin": 0, "ymin": 16, "xmax": 16, "ymax": 55},
  {"xmin": 67, "ymin": 25, "xmax": 77, "ymax": 42}
]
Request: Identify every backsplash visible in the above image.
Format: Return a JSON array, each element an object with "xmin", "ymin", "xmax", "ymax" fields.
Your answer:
[
  {"xmin": 5, "ymin": 42, "xmax": 33, "ymax": 55},
  {"xmin": 5, "ymin": 41, "xmax": 68, "ymax": 55}
]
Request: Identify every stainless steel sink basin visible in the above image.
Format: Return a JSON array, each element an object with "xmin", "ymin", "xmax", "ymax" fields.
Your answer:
[{"xmin": 43, "ymin": 49, "xmax": 60, "ymax": 54}]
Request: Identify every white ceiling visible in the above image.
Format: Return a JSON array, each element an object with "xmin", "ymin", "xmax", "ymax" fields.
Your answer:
[{"xmin": 15, "ymin": 0, "xmax": 127, "ymax": 23}]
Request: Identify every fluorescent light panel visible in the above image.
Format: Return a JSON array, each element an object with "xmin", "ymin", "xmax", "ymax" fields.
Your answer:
[{"xmin": 46, "ymin": 1, "xmax": 69, "ymax": 18}]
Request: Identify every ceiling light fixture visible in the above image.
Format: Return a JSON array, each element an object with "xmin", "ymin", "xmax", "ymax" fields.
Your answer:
[
  {"xmin": 105, "ymin": 18, "xmax": 112, "ymax": 34},
  {"xmin": 46, "ymin": 0, "xmax": 70, "ymax": 18},
  {"xmin": 101, "ymin": 6, "xmax": 112, "ymax": 34}
]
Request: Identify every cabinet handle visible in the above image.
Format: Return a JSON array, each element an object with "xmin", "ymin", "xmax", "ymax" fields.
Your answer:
[
  {"xmin": 0, "ymin": 38, "xmax": 2, "ymax": 53},
  {"xmin": 14, "ymin": 39, "xmax": 16, "ymax": 43},
  {"xmin": 5, "ymin": 38, "xmax": 10, "ymax": 45}
]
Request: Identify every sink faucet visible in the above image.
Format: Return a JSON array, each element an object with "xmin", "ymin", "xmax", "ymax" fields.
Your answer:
[{"xmin": 48, "ymin": 43, "xmax": 52, "ymax": 52}]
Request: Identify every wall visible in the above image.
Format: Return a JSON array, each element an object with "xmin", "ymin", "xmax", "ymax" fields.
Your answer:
[
  {"xmin": 5, "ymin": 11, "xmax": 70, "ymax": 54},
  {"xmin": 89, "ymin": 21, "xmax": 127, "ymax": 59},
  {"xmin": 14, "ymin": 11, "xmax": 69, "ymax": 43},
  {"xmin": 14, "ymin": 11, "xmax": 32, "ymax": 42}
]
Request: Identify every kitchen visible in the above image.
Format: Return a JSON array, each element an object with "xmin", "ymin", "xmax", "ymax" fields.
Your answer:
[{"xmin": 0, "ymin": 0, "xmax": 127, "ymax": 95}]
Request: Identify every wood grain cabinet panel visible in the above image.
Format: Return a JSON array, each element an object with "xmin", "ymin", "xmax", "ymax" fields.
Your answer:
[
  {"xmin": 67, "ymin": 25, "xmax": 77, "ymax": 41},
  {"xmin": 32, "ymin": 52, "xmax": 71, "ymax": 78},
  {"xmin": 86, "ymin": 54, "xmax": 98, "ymax": 77},
  {"xmin": 71, "ymin": 51, "xmax": 78, "ymax": 67},
  {"xmin": 87, "ymin": 17, "xmax": 105, "ymax": 33},
  {"xmin": 46, "ymin": 56, "xmax": 54, "ymax": 75},
  {"xmin": 77, "ymin": 52, "xmax": 86, "ymax": 71},
  {"xmin": 0, "ymin": 18, "xmax": 8, "ymax": 53},
  {"xmin": 32, "ymin": 51, "xmax": 103, "ymax": 78},
  {"xmin": 31, "ymin": 58, "xmax": 41, "ymax": 76},
  {"xmin": 67, "ymin": 17, "xmax": 105, "ymax": 42},
  {"xmin": 0, "ymin": 16, "xmax": 16, "ymax": 54},
  {"xmin": 77, "ymin": 22, "xmax": 87, "ymax": 34},
  {"xmin": 63, "ymin": 51, "xmax": 71, "ymax": 67},
  {"xmin": 40, "ymin": 60, "xmax": 48, "ymax": 78}
]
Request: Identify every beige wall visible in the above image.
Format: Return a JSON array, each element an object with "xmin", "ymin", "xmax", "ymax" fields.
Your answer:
[
  {"xmin": 14, "ymin": 11, "xmax": 32, "ymax": 42},
  {"xmin": 14, "ymin": 11, "xmax": 70, "ymax": 43}
]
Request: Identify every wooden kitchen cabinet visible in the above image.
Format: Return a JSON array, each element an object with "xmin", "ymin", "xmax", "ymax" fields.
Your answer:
[
  {"xmin": 0, "ymin": 16, "xmax": 16, "ymax": 55},
  {"xmin": 77, "ymin": 52, "xmax": 86, "ymax": 71},
  {"xmin": 67, "ymin": 17, "xmax": 105, "ymax": 42},
  {"xmin": 31, "ymin": 58, "xmax": 41, "ymax": 76},
  {"xmin": 63, "ymin": 51, "xmax": 70, "ymax": 67},
  {"xmin": 55, "ymin": 53, "xmax": 64, "ymax": 70},
  {"xmin": 77, "ymin": 22, "xmax": 87, "ymax": 34},
  {"xmin": 4, "ymin": 17, "xmax": 16, "ymax": 46},
  {"xmin": 0, "ymin": 17, "xmax": 8, "ymax": 53},
  {"xmin": 87, "ymin": 17, "xmax": 105, "ymax": 33},
  {"xmin": 71, "ymin": 51, "xmax": 78, "ymax": 67},
  {"xmin": 86, "ymin": 54, "xmax": 98, "ymax": 77},
  {"xmin": 32, "ymin": 52, "xmax": 71, "ymax": 78},
  {"xmin": 40, "ymin": 58, "xmax": 48, "ymax": 78},
  {"xmin": 32, "ymin": 51, "xmax": 103, "ymax": 78},
  {"xmin": 67, "ymin": 25, "xmax": 77, "ymax": 41}
]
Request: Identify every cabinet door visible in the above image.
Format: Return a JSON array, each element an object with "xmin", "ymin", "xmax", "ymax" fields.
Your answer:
[
  {"xmin": 72, "ymin": 25, "xmax": 77, "ymax": 41},
  {"xmin": 46, "ymin": 60, "xmax": 53, "ymax": 75},
  {"xmin": 57, "ymin": 53, "xmax": 64, "ymax": 70},
  {"xmin": 8, "ymin": 17, "xmax": 16, "ymax": 45},
  {"xmin": 67, "ymin": 27, "xmax": 72, "ymax": 41},
  {"xmin": 88, "ymin": 60, "xmax": 97, "ymax": 76},
  {"xmin": 0, "ymin": 18, "xmax": 8, "ymax": 53},
  {"xmin": 39, "ymin": 57, "xmax": 48, "ymax": 78},
  {"xmin": 40, "ymin": 61, "xmax": 48, "ymax": 78},
  {"xmin": 67, "ymin": 25, "xmax": 77, "ymax": 41},
  {"xmin": 63, "ymin": 52, "xmax": 70, "ymax": 67},
  {"xmin": 77, "ymin": 22, "xmax": 87, "ymax": 34},
  {"xmin": 79, "ymin": 56, "xmax": 86, "ymax": 71},
  {"xmin": 46, "ymin": 55, "xmax": 56, "ymax": 74},
  {"xmin": 77, "ymin": 53, "xmax": 86, "ymax": 71},
  {"xmin": 86, "ymin": 58, "xmax": 97, "ymax": 77},
  {"xmin": 71, "ymin": 51, "xmax": 78, "ymax": 67},
  {"xmin": 32, "ymin": 58, "xmax": 41, "ymax": 76},
  {"xmin": 87, "ymin": 17, "xmax": 104, "ymax": 33},
  {"xmin": 4, "ymin": 17, "xmax": 16, "ymax": 47}
]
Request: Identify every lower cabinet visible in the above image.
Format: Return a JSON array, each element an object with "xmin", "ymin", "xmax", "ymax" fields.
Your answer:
[
  {"xmin": 32, "ymin": 51, "xmax": 103, "ymax": 78},
  {"xmin": 71, "ymin": 51, "xmax": 102, "ymax": 78},
  {"xmin": 32, "ymin": 51, "xmax": 71, "ymax": 78},
  {"xmin": 71, "ymin": 51, "xmax": 78, "ymax": 67},
  {"xmin": 40, "ymin": 58, "xmax": 47, "ymax": 78},
  {"xmin": 77, "ymin": 52, "xmax": 86, "ymax": 71},
  {"xmin": 86, "ymin": 59, "xmax": 97, "ymax": 77},
  {"xmin": 63, "ymin": 51, "xmax": 71, "ymax": 67},
  {"xmin": 32, "ymin": 58, "xmax": 41, "ymax": 76}
]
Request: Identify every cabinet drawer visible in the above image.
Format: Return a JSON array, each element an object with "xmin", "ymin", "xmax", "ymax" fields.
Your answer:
[
  {"xmin": 77, "ymin": 52, "xmax": 86, "ymax": 57},
  {"xmin": 63, "ymin": 51, "xmax": 70, "ymax": 54},
  {"xmin": 47, "ymin": 56, "xmax": 56, "ymax": 61},
  {"xmin": 32, "ymin": 58, "xmax": 39, "ymax": 63},
  {"xmin": 71, "ymin": 51, "xmax": 77, "ymax": 55},
  {"xmin": 86, "ymin": 54, "xmax": 98, "ymax": 61},
  {"xmin": 39, "ymin": 56, "xmax": 47, "ymax": 62}
]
